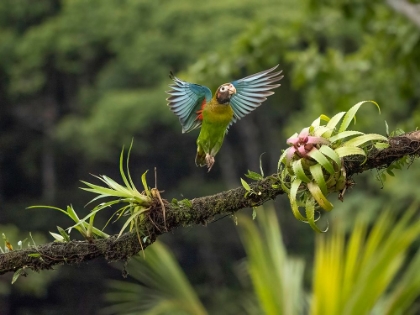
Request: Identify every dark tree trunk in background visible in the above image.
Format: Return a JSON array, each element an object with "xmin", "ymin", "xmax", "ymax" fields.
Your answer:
[
  {"xmin": 237, "ymin": 117, "xmax": 261, "ymax": 171},
  {"xmin": 41, "ymin": 97, "xmax": 57, "ymax": 203},
  {"xmin": 0, "ymin": 152, "xmax": 3, "ymax": 204},
  {"xmin": 219, "ymin": 141, "xmax": 239, "ymax": 188}
]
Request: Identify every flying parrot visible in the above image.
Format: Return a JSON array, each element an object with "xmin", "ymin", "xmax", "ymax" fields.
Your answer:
[{"xmin": 167, "ymin": 65, "xmax": 283, "ymax": 172}]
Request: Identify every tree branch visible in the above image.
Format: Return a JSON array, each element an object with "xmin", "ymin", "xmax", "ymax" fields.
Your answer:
[{"xmin": 1, "ymin": 131, "xmax": 420, "ymax": 276}]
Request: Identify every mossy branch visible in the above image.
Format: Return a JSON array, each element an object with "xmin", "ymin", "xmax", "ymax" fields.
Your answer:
[{"xmin": 1, "ymin": 131, "xmax": 420, "ymax": 276}]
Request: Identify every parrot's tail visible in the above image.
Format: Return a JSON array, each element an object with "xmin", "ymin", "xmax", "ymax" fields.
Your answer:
[{"xmin": 195, "ymin": 150, "xmax": 206, "ymax": 167}]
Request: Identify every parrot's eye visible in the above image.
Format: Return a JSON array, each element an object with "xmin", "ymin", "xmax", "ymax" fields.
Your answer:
[{"xmin": 220, "ymin": 86, "xmax": 227, "ymax": 92}]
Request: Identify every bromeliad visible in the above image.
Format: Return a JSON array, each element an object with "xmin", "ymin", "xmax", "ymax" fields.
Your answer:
[{"xmin": 167, "ymin": 65, "xmax": 283, "ymax": 171}]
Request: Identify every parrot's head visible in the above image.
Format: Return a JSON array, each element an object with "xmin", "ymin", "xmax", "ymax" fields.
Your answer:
[{"xmin": 216, "ymin": 83, "xmax": 236, "ymax": 104}]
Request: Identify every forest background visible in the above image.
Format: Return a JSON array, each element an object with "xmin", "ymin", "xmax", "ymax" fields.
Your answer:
[{"xmin": 1, "ymin": 0, "xmax": 420, "ymax": 314}]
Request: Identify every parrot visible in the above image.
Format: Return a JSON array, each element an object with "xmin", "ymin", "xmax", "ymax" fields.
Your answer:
[{"xmin": 166, "ymin": 65, "xmax": 283, "ymax": 172}]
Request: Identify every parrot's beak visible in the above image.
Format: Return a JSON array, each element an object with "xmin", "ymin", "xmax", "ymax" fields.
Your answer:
[{"xmin": 228, "ymin": 84, "xmax": 236, "ymax": 95}]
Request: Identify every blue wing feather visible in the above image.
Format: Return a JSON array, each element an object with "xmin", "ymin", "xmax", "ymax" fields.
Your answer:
[
  {"xmin": 167, "ymin": 74, "xmax": 212, "ymax": 133},
  {"xmin": 230, "ymin": 65, "xmax": 283, "ymax": 121}
]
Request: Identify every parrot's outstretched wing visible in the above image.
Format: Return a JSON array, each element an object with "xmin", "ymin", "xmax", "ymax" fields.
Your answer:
[
  {"xmin": 230, "ymin": 65, "xmax": 283, "ymax": 124},
  {"xmin": 167, "ymin": 73, "xmax": 212, "ymax": 133}
]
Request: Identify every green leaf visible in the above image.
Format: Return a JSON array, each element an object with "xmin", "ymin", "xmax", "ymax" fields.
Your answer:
[
  {"xmin": 118, "ymin": 207, "xmax": 149, "ymax": 237},
  {"xmin": 57, "ymin": 226, "xmax": 71, "ymax": 242},
  {"xmin": 312, "ymin": 117, "xmax": 321, "ymax": 127},
  {"xmin": 326, "ymin": 112, "xmax": 346, "ymax": 132},
  {"xmin": 385, "ymin": 120, "xmax": 389, "ymax": 136},
  {"xmin": 126, "ymin": 140, "xmax": 138, "ymax": 192},
  {"xmin": 80, "ymin": 181, "xmax": 129, "ymax": 197},
  {"xmin": 236, "ymin": 207, "xmax": 305, "ymax": 315},
  {"xmin": 181, "ymin": 199, "xmax": 193, "ymax": 208},
  {"xmin": 310, "ymin": 164, "xmax": 327, "ymax": 195},
  {"xmin": 387, "ymin": 169, "xmax": 395, "ymax": 177},
  {"xmin": 375, "ymin": 142, "xmax": 390, "ymax": 149},
  {"xmin": 313, "ymin": 205, "xmax": 420, "ymax": 315},
  {"xmin": 105, "ymin": 241, "xmax": 207, "ymax": 315},
  {"xmin": 318, "ymin": 145, "xmax": 341, "ymax": 167},
  {"xmin": 245, "ymin": 170, "xmax": 263, "ymax": 181},
  {"xmin": 119, "ymin": 146, "xmax": 131, "ymax": 191},
  {"xmin": 290, "ymin": 178, "xmax": 307, "ymax": 221},
  {"xmin": 12, "ymin": 268, "xmax": 25, "ymax": 284},
  {"xmin": 28, "ymin": 205, "xmax": 69, "ymax": 217},
  {"xmin": 384, "ymin": 241, "xmax": 420, "ymax": 314},
  {"xmin": 28, "ymin": 232, "xmax": 37, "ymax": 247},
  {"xmin": 50, "ymin": 232, "xmax": 65, "ymax": 242},
  {"xmin": 28, "ymin": 253, "xmax": 41, "ymax": 258},
  {"xmin": 329, "ymin": 130, "xmax": 364, "ymax": 144},
  {"xmin": 292, "ymin": 159, "xmax": 311, "ymax": 183},
  {"xmin": 100, "ymin": 176, "xmax": 133, "ymax": 195},
  {"xmin": 66, "ymin": 205, "xmax": 81, "ymax": 224},
  {"xmin": 90, "ymin": 226, "xmax": 110, "ymax": 238},
  {"xmin": 320, "ymin": 114, "xmax": 331, "ymax": 123},
  {"xmin": 259, "ymin": 153, "xmax": 265, "ymax": 178},
  {"xmin": 312, "ymin": 114, "xmax": 333, "ymax": 129},
  {"xmin": 338, "ymin": 100, "xmax": 380, "ymax": 133},
  {"xmin": 241, "ymin": 178, "xmax": 251, "ymax": 192},
  {"xmin": 342, "ymin": 134, "xmax": 388, "ymax": 148},
  {"xmin": 335, "ymin": 146, "xmax": 366, "ymax": 158},
  {"xmin": 141, "ymin": 171, "xmax": 150, "ymax": 197},
  {"xmin": 278, "ymin": 149, "xmax": 288, "ymax": 171},
  {"xmin": 313, "ymin": 126, "xmax": 332, "ymax": 138},
  {"xmin": 307, "ymin": 182, "xmax": 333, "ymax": 211},
  {"xmin": 308, "ymin": 149, "xmax": 335, "ymax": 174},
  {"xmin": 305, "ymin": 198, "xmax": 326, "ymax": 233}
]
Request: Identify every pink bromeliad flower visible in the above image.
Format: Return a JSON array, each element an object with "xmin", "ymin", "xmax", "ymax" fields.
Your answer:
[{"xmin": 286, "ymin": 127, "xmax": 330, "ymax": 162}]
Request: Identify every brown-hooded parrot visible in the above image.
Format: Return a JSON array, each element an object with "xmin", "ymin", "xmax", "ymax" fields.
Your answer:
[{"xmin": 167, "ymin": 65, "xmax": 283, "ymax": 172}]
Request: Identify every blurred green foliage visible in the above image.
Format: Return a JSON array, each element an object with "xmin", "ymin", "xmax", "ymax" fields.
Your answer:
[
  {"xmin": 105, "ymin": 205, "xmax": 420, "ymax": 315},
  {"xmin": 1, "ymin": 0, "xmax": 420, "ymax": 313}
]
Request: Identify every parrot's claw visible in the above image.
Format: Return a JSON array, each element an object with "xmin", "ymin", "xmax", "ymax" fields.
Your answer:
[{"xmin": 205, "ymin": 154, "xmax": 215, "ymax": 172}]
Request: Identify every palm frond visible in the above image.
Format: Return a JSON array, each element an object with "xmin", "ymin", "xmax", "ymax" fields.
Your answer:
[
  {"xmin": 237, "ymin": 205, "xmax": 306, "ymax": 315},
  {"xmin": 311, "ymin": 204, "xmax": 420, "ymax": 315},
  {"xmin": 103, "ymin": 241, "xmax": 207, "ymax": 315}
]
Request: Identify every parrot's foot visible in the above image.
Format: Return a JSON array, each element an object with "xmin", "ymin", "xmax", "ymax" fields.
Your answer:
[{"xmin": 205, "ymin": 154, "xmax": 215, "ymax": 172}]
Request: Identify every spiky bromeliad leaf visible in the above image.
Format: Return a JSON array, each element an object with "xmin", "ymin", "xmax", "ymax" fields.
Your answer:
[
  {"xmin": 334, "ymin": 146, "xmax": 366, "ymax": 159},
  {"xmin": 290, "ymin": 178, "xmax": 307, "ymax": 222},
  {"xmin": 329, "ymin": 131, "xmax": 365, "ymax": 144},
  {"xmin": 305, "ymin": 198, "xmax": 325, "ymax": 233},
  {"xmin": 30, "ymin": 143, "xmax": 152, "ymax": 241},
  {"xmin": 338, "ymin": 100, "xmax": 380, "ymax": 133},
  {"xmin": 292, "ymin": 159, "xmax": 311, "ymax": 183},
  {"xmin": 307, "ymin": 149, "xmax": 335, "ymax": 175},
  {"xmin": 342, "ymin": 134, "xmax": 388, "ymax": 148},
  {"xmin": 326, "ymin": 111, "xmax": 346, "ymax": 133},
  {"xmin": 280, "ymin": 101, "xmax": 388, "ymax": 232},
  {"xmin": 318, "ymin": 145, "xmax": 341, "ymax": 166},
  {"xmin": 309, "ymin": 164, "xmax": 328, "ymax": 195},
  {"xmin": 307, "ymin": 182, "xmax": 333, "ymax": 212}
]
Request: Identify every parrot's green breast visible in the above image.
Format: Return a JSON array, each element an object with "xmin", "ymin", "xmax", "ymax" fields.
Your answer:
[
  {"xmin": 196, "ymin": 101, "xmax": 234, "ymax": 161},
  {"xmin": 203, "ymin": 101, "xmax": 234, "ymax": 125}
]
